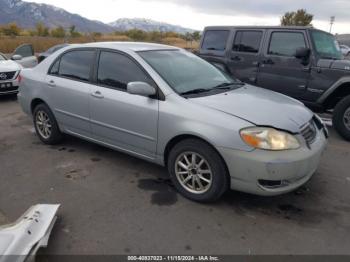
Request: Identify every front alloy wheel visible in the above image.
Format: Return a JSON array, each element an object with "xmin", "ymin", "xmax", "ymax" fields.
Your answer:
[
  {"xmin": 333, "ymin": 95, "xmax": 350, "ymax": 141},
  {"xmin": 168, "ymin": 139, "xmax": 229, "ymax": 202},
  {"xmin": 343, "ymin": 107, "xmax": 350, "ymax": 131},
  {"xmin": 175, "ymin": 152, "xmax": 213, "ymax": 194}
]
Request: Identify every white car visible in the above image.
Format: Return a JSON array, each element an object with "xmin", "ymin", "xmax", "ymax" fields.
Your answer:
[
  {"xmin": 340, "ymin": 45, "xmax": 350, "ymax": 57},
  {"xmin": 0, "ymin": 52, "xmax": 22, "ymax": 96}
]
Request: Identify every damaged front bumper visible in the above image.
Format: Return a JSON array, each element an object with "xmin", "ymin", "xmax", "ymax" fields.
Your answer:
[
  {"xmin": 0, "ymin": 204, "xmax": 60, "ymax": 262},
  {"xmin": 218, "ymin": 128, "xmax": 327, "ymax": 196}
]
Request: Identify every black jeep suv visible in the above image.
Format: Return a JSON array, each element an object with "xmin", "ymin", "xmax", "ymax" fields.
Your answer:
[{"xmin": 198, "ymin": 26, "xmax": 350, "ymax": 140}]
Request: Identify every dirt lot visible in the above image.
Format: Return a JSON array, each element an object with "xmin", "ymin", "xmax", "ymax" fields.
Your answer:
[{"xmin": 0, "ymin": 95, "xmax": 350, "ymax": 255}]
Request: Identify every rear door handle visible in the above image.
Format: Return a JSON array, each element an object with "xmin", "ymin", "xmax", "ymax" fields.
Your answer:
[
  {"xmin": 47, "ymin": 80, "xmax": 56, "ymax": 87},
  {"xmin": 91, "ymin": 91, "xmax": 104, "ymax": 99}
]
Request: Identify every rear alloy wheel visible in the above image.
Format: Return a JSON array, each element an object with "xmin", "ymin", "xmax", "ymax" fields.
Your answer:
[
  {"xmin": 33, "ymin": 103, "xmax": 63, "ymax": 145},
  {"xmin": 333, "ymin": 95, "xmax": 350, "ymax": 141},
  {"xmin": 168, "ymin": 139, "xmax": 229, "ymax": 202},
  {"xmin": 36, "ymin": 110, "xmax": 52, "ymax": 139}
]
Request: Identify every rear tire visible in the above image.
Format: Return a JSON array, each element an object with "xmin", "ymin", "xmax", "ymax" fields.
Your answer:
[
  {"xmin": 33, "ymin": 103, "xmax": 63, "ymax": 145},
  {"xmin": 167, "ymin": 138, "xmax": 229, "ymax": 202},
  {"xmin": 333, "ymin": 95, "xmax": 350, "ymax": 141}
]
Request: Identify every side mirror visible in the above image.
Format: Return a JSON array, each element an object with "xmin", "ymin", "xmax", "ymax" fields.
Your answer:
[
  {"xmin": 11, "ymin": 54, "xmax": 23, "ymax": 61},
  {"xmin": 127, "ymin": 82, "xmax": 156, "ymax": 97},
  {"xmin": 295, "ymin": 47, "xmax": 311, "ymax": 59}
]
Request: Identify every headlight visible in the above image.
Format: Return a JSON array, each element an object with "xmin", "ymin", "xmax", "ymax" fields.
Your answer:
[{"xmin": 240, "ymin": 127, "xmax": 300, "ymax": 151}]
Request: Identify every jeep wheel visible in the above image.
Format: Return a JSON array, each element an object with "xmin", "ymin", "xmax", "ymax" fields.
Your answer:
[{"xmin": 333, "ymin": 95, "xmax": 350, "ymax": 141}]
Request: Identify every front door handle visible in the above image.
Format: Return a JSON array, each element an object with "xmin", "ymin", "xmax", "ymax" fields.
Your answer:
[
  {"xmin": 47, "ymin": 80, "xmax": 56, "ymax": 87},
  {"xmin": 262, "ymin": 59, "xmax": 275, "ymax": 65},
  {"xmin": 231, "ymin": 56, "xmax": 241, "ymax": 61},
  {"xmin": 91, "ymin": 91, "xmax": 104, "ymax": 99}
]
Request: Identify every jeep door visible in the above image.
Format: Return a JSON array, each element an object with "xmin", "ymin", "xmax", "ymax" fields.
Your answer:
[
  {"xmin": 13, "ymin": 44, "xmax": 38, "ymax": 68},
  {"xmin": 257, "ymin": 30, "xmax": 311, "ymax": 98},
  {"xmin": 228, "ymin": 30, "xmax": 264, "ymax": 84},
  {"xmin": 89, "ymin": 50, "xmax": 159, "ymax": 160}
]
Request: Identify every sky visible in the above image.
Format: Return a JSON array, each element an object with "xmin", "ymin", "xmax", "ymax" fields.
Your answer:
[{"xmin": 24, "ymin": 0, "xmax": 350, "ymax": 34}]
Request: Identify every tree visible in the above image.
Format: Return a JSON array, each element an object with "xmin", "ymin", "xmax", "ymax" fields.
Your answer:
[
  {"xmin": 191, "ymin": 31, "xmax": 201, "ymax": 42},
  {"xmin": 1, "ymin": 22, "xmax": 21, "ymax": 36},
  {"xmin": 69, "ymin": 25, "xmax": 82, "ymax": 38},
  {"xmin": 35, "ymin": 22, "xmax": 49, "ymax": 36},
  {"xmin": 125, "ymin": 29, "xmax": 147, "ymax": 41},
  {"xmin": 51, "ymin": 26, "xmax": 66, "ymax": 38},
  {"xmin": 281, "ymin": 9, "xmax": 313, "ymax": 26}
]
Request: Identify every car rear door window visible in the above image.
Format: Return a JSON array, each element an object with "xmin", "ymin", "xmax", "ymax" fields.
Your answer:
[
  {"xmin": 97, "ymin": 51, "xmax": 153, "ymax": 91},
  {"xmin": 58, "ymin": 50, "xmax": 95, "ymax": 82},
  {"xmin": 202, "ymin": 30, "xmax": 229, "ymax": 51},
  {"xmin": 232, "ymin": 31, "xmax": 263, "ymax": 53},
  {"xmin": 268, "ymin": 32, "xmax": 306, "ymax": 57}
]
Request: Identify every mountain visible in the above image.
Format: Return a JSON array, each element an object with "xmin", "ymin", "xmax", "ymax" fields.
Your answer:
[
  {"xmin": 109, "ymin": 18, "xmax": 195, "ymax": 34},
  {"xmin": 0, "ymin": 0, "xmax": 196, "ymax": 34},
  {"xmin": 0, "ymin": 0, "xmax": 114, "ymax": 33}
]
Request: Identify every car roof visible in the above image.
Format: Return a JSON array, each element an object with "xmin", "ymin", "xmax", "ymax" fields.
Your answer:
[
  {"xmin": 204, "ymin": 25, "xmax": 314, "ymax": 31},
  {"xmin": 74, "ymin": 42, "xmax": 180, "ymax": 52}
]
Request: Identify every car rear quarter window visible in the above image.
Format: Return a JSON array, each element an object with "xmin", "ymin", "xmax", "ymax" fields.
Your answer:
[
  {"xmin": 268, "ymin": 32, "xmax": 306, "ymax": 57},
  {"xmin": 49, "ymin": 59, "xmax": 60, "ymax": 75},
  {"xmin": 202, "ymin": 30, "xmax": 229, "ymax": 51},
  {"xmin": 232, "ymin": 31, "xmax": 263, "ymax": 53},
  {"xmin": 97, "ymin": 51, "xmax": 153, "ymax": 91},
  {"xmin": 58, "ymin": 50, "xmax": 95, "ymax": 82}
]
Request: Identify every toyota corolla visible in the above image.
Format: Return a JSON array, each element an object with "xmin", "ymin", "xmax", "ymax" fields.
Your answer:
[{"xmin": 18, "ymin": 42, "xmax": 328, "ymax": 202}]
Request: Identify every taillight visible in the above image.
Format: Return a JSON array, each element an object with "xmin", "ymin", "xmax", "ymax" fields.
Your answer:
[{"xmin": 17, "ymin": 74, "xmax": 22, "ymax": 84}]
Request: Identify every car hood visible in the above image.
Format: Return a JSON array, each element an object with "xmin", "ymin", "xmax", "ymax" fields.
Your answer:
[
  {"xmin": 0, "ymin": 60, "xmax": 21, "ymax": 72},
  {"xmin": 317, "ymin": 59, "xmax": 350, "ymax": 71},
  {"xmin": 190, "ymin": 85, "xmax": 313, "ymax": 133}
]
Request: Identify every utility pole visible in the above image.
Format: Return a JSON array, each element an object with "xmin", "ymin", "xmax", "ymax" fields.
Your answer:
[{"xmin": 330, "ymin": 16, "xmax": 335, "ymax": 33}]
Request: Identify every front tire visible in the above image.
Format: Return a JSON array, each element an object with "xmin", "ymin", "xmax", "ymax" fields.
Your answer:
[
  {"xmin": 167, "ymin": 139, "xmax": 229, "ymax": 202},
  {"xmin": 333, "ymin": 95, "xmax": 350, "ymax": 141},
  {"xmin": 33, "ymin": 103, "xmax": 63, "ymax": 145}
]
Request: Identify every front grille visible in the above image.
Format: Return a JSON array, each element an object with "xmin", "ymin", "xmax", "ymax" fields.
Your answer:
[
  {"xmin": 300, "ymin": 120, "xmax": 317, "ymax": 145},
  {"xmin": 0, "ymin": 71, "xmax": 17, "ymax": 81}
]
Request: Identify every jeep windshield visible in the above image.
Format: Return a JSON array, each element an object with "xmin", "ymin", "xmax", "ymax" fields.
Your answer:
[
  {"xmin": 311, "ymin": 30, "xmax": 342, "ymax": 60},
  {"xmin": 138, "ymin": 50, "xmax": 242, "ymax": 96}
]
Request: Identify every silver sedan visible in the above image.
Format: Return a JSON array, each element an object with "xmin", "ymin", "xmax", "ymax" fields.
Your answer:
[{"xmin": 18, "ymin": 42, "xmax": 328, "ymax": 202}]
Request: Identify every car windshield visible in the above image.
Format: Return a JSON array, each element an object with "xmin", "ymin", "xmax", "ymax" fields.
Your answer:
[
  {"xmin": 311, "ymin": 30, "xmax": 342, "ymax": 60},
  {"xmin": 138, "ymin": 50, "xmax": 241, "ymax": 95}
]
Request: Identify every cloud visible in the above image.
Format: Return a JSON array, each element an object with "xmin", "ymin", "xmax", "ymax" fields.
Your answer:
[{"xmin": 148, "ymin": 0, "xmax": 350, "ymax": 22}]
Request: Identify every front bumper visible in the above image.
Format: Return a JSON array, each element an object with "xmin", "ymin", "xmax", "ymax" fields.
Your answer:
[
  {"xmin": 217, "ymin": 129, "xmax": 327, "ymax": 196},
  {"xmin": 0, "ymin": 81, "xmax": 19, "ymax": 95}
]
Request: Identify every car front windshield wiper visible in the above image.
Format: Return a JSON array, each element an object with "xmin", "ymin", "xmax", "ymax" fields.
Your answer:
[
  {"xmin": 321, "ymin": 56, "xmax": 338, "ymax": 60},
  {"xmin": 213, "ymin": 81, "xmax": 244, "ymax": 90},
  {"xmin": 180, "ymin": 88, "xmax": 212, "ymax": 96}
]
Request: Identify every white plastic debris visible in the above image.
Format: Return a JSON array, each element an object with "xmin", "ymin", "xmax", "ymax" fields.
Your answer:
[{"xmin": 0, "ymin": 204, "xmax": 60, "ymax": 262}]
